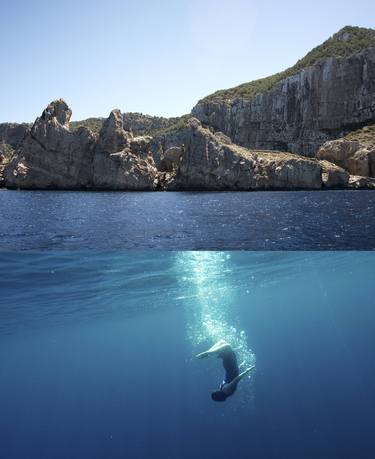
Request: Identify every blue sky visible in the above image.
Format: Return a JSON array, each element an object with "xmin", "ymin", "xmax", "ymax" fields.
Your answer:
[{"xmin": 1, "ymin": 0, "xmax": 374, "ymax": 122}]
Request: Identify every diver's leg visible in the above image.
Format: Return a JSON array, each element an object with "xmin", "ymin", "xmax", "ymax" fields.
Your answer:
[
  {"xmin": 221, "ymin": 365, "xmax": 255, "ymax": 394},
  {"xmin": 195, "ymin": 339, "xmax": 231, "ymax": 359},
  {"xmin": 222, "ymin": 365, "xmax": 255, "ymax": 395}
]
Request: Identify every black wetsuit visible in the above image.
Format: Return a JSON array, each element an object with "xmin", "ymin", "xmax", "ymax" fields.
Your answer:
[{"xmin": 219, "ymin": 347, "xmax": 239, "ymax": 396}]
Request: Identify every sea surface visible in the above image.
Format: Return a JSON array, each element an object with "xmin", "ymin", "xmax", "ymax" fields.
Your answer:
[
  {"xmin": 1, "ymin": 251, "xmax": 375, "ymax": 459},
  {"xmin": 0, "ymin": 190, "xmax": 375, "ymax": 249}
]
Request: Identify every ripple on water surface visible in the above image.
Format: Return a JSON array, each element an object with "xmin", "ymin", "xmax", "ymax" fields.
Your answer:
[{"xmin": 0, "ymin": 190, "xmax": 374, "ymax": 249}]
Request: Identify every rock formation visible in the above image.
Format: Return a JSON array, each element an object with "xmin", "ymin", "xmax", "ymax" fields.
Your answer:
[
  {"xmin": 4, "ymin": 100, "xmax": 158, "ymax": 190},
  {"xmin": 92, "ymin": 109, "xmax": 158, "ymax": 190},
  {"xmin": 5, "ymin": 100, "xmax": 96, "ymax": 189},
  {"xmin": 5, "ymin": 98, "xmax": 375, "ymax": 191},
  {"xmin": 159, "ymin": 146, "xmax": 185, "ymax": 172},
  {"xmin": 318, "ymin": 160, "xmax": 349, "ymax": 188},
  {"xmin": 348, "ymin": 175, "xmax": 375, "ymax": 189},
  {"xmin": 0, "ymin": 122, "xmax": 29, "ymax": 149},
  {"xmin": 0, "ymin": 122, "xmax": 30, "ymax": 187},
  {"xmin": 2, "ymin": 26, "xmax": 375, "ymax": 191},
  {"xmin": 317, "ymin": 139, "xmax": 375, "ymax": 177},
  {"xmin": 162, "ymin": 118, "xmax": 323, "ymax": 190},
  {"xmin": 192, "ymin": 27, "xmax": 375, "ymax": 157}
]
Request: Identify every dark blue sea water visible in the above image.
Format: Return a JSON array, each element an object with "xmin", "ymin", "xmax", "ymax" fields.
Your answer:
[
  {"xmin": 1, "ymin": 190, "xmax": 375, "ymax": 249},
  {"xmin": 1, "ymin": 251, "xmax": 375, "ymax": 459}
]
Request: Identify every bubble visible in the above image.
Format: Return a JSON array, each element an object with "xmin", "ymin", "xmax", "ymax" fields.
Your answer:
[{"xmin": 177, "ymin": 252, "xmax": 256, "ymax": 369}]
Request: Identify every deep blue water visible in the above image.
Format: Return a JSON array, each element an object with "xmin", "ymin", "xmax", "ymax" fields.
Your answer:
[
  {"xmin": 1, "ymin": 190, "xmax": 375, "ymax": 249},
  {"xmin": 1, "ymin": 251, "xmax": 375, "ymax": 459}
]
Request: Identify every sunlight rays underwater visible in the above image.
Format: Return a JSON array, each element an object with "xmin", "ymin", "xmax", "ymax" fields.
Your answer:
[{"xmin": 177, "ymin": 252, "xmax": 256, "ymax": 372}]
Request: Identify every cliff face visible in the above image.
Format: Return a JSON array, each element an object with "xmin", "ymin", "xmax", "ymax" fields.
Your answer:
[
  {"xmin": 162, "ymin": 118, "xmax": 323, "ymax": 191},
  {"xmin": 5, "ymin": 100, "xmax": 96, "ymax": 189},
  {"xmin": 317, "ymin": 139, "xmax": 375, "ymax": 177},
  {"xmin": 192, "ymin": 46, "xmax": 375, "ymax": 157},
  {"xmin": 3, "ymin": 100, "xmax": 329, "ymax": 191},
  {"xmin": 3, "ymin": 25, "xmax": 375, "ymax": 191},
  {"xmin": 92, "ymin": 110, "xmax": 158, "ymax": 190},
  {"xmin": 0, "ymin": 122, "xmax": 30, "ymax": 186},
  {"xmin": 0, "ymin": 122, "xmax": 29, "ymax": 149}
]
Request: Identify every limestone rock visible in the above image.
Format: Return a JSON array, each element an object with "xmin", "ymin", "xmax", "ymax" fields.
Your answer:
[
  {"xmin": 5, "ymin": 100, "xmax": 95, "ymax": 189},
  {"xmin": 163, "ymin": 118, "xmax": 322, "ymax": 190},
  {"xmin": 130, "ymin": 136, "xmax": 153, "ymax": 157},
  {"xmin": 319, "ymin": 160, "xmax": 349, "ymax": 188},
  {"xmin": 93, "ymin": 111, "xmax": 158, "ymax": 190},
  {"xmin": 92, "ymin": 150, "xmax": 158, "ymax": 190},
  {"xmin": 96, "ymin": 109, "xmax": 132, "ymax": 154},
  {"xmin": 0, "ymin": 161, "xmax": 5, "ymax": 188},
  {"xmin": 41, "ymin": 99, "xmax": 72, "ymax": 127},
  {"xmin": 160, "ymin": 146, "xmax": 184, "ymax": 172},
  {"xmin": 0, "ymin": 122, "xmax": 30, "ymax": 149},
  {"xmin": 4, "ymin": 101, "xmax": 158, "ymax": 190},
  {"xmin": 192, "ymin": 47, "xmax": 375, "ymax": 156},
  {"xmin": 348, "ymin": 175, "xmax": 375, "ymax": 189},
  {"xmin": 0, "ymin": 122, "xmax": 30, "ymax": 182},
  {"xmin": 317, "ymin": 139, "xmax": 375, "ymax": 177}
]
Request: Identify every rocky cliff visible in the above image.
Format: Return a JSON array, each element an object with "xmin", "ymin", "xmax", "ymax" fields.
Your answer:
[
  {"xmin": 3, "ymin": 99, "xmax": 332, "ymax": 191},
  {"xmin": 4, "ymin": 100, "xmax": 158, "ymax": 190},
  {"xmin": 315, "ymin": 124, "xmax": 375, "ymax": 188},
  {"xmin": 5, "ymin": 98, "xmax": 375, "ymax": 191},
  {"xmin": 0, "ymin": 122, "xmax": 30, "ymax": 187},
  {"xmin": 162, "ymin": 119, "xmax": 323, "ymax": 190},
  {"xmin": 0, "ymin": 122, "xmax": 29, "ymax": 149},
  {"xmin": 192, "ymin": 27, "xmax": 375, "ymax": 157},
  {"xmin": 3, "ymin": 26, "xmax": 375, "ymax": 191}
]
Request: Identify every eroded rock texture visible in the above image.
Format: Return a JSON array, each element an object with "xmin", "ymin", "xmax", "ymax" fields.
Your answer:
[
  {"xmin": 4, "ymin": 99, "xmax": 375, "ymax": 191},
  {"xmin": 5, "ymin": 100, "xmax": 158, "ymax": 190},
  {"xmin": 5, "ymin": 100, "xmax": 95, "ymax": 189},
  {"xmin": 192, "ymin": 47, "xmax": 375, "ymax": 157},
  {"xmin": 163, "ymin": 119, "xmax": 323, "ymax": 190},
  {"xmin": 317, "ymin": 139, "xmax": 375, "ymax": 177},
  {"xmin": 92, "ymin": 109, "xmax": 158, "ymax": 190}
]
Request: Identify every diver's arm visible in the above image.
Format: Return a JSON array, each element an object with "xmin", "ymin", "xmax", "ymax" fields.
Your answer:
[
  {"xmin": 195, "ymin": 339, "xmax": 230, "ymax": 359},
  {"xmin": 222, "ymin": 365, "xmax": 255, "ymax": 395}
]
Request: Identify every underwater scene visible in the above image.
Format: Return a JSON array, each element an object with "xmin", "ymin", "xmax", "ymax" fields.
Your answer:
[{"xmin": 0, "ymin": 251, "xmax": 375, "ymax": 458}]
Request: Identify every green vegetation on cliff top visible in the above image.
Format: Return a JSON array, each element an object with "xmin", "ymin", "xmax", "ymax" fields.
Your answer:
[
  {"xmin": 201, "ymin": 26, "xmax": 375, "ymax": 104},
  {"xmin": 345, "ymin": 123, "xmax": 375, "ymax": 145},
  {"xmin": 150, "ymin": 114, "xmax": 190, "ymax": 137},
  {"xmin": 71, "ymin": 114, "xmax": 190, "ymax": 138},
  {"xmin": 70, "ymin": 118, "xmax": 104, "ymax": 135}
]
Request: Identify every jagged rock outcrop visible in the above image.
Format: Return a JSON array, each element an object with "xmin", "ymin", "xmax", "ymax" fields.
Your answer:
[
  {"xmin": 92, "ymin": 110, "xmax": 158, "ymax": 190},
  {"xmin": 163, "ymin": 118, "xmax": 323, "ymax": 190},
  {"xmin": 317, "ymin": 139, "xmax": 375, "ymax": 177},
  {"xmin": 4, "ymin": 100, "xmax": 158, "ymax": 190},
  {"xmin": 192, "ymin": 46, "xmax": 375, "ymax": 157},
  {"xmin": 5, "ymin": 100, "xmax": 96, "ymax": 189},
  {"xmin": 95, "ymin": 109, "xmax": 132, "ymax": 154},
  {"xmin": 3, "ymin": 98, "xmax": 374, "ymax": 191}
]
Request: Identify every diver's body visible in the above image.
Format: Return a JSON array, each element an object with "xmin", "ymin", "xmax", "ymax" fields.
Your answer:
[{"xmin": 196, "ymin": 339, "xmax": 255, "ymax": 402}]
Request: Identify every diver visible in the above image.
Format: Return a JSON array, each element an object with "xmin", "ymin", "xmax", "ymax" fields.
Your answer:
[{"xmin": 196, "ymin": 339, "xmax": 255, "ymax": 402}]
